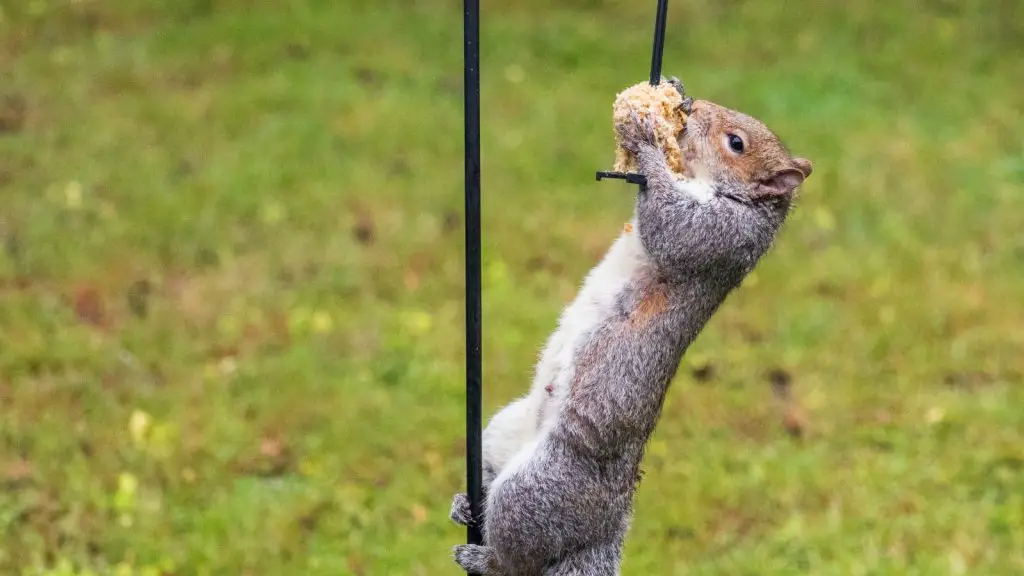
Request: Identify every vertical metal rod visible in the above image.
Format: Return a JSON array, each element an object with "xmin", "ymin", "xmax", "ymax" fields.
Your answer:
[
  {"xmin": 463, "ymin": 0, "xmax": 485, "ymax": 557},
  {"xmin": 649, "ymin": 0, "xmax": 669, "ymax": 85}
]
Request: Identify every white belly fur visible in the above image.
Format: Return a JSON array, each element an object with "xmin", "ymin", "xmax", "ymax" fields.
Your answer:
[
  {"xmin": 484, "ymin": 177, "xmax": 713, "ymax": 495},
  {"xmin": 487, "ymin": 224, "xmax": 650, "ymax": 495}
]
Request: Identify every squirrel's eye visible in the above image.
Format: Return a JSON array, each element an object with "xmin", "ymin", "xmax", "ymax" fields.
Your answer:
[{"xmin": 726, "ymin": 133, "xmax": 745, "ymax": 154}]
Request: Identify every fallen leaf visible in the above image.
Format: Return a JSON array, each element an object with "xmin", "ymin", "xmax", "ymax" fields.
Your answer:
[
  {"xmin": 260, "ymin": 437, "xmax": 285, "ymax": 459},
  {"xmin": 354, "ymin": 67, "xmax": 381, "ymax": 88},
  {"xmin": 353, "ymin": 215, "xmax": 374, "ymax": 245},
  {"xmin": 783, "ymin": 405, "xmax": 808, "ymax": 438},
  {"xmin": 73, "ymin": 284, "xmax": 107, "ymax": 327},
  {"xmin": 442, "ymin": 210, "xmax": 460, "ymax": 233},
  {"xmin": 0, "ymin": 93, "xmax": 27, "ymax": 134},
  {"xmin": 767, "ymin": 368, "xmax": 793, "ymax": 400},
  {"xmin": 3, "ymin": 459, "xmax": 34, "ymax": 484},
  {"xmin": 126, "ymin": 278, "xmax": 152, "ymax": 318},
  {"xmin": 269, "ymin": 310, "xmax": 292, "ymax": 346},
  {"xmin": 690, "ymin": 362, "xmax": 715, "ymax": 383}
]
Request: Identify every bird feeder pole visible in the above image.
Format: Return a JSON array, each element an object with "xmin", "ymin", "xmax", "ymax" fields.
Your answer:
[
  {"xmin": 650, "ymin": 0, "xmax": 669, "ymax": 86},
  {"xmin": 462, "ymin": 0, "xmax": 485, "ymax": 560}
]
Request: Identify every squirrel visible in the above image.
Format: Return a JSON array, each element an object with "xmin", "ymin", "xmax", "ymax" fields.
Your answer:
[{"xmin": 449, "ymin": 82, "xmax": 813, "ymax": 575}]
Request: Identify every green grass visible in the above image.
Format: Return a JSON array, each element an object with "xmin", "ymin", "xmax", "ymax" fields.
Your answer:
[{"xmin": 1, "ymin": 0, "xmax": 1022, "ymax": 573}]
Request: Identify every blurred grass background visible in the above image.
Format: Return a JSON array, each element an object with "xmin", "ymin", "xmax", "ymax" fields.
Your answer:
[{"xmin": 0, "ymin": 0, "xmax": 1022, "ymax": 573}]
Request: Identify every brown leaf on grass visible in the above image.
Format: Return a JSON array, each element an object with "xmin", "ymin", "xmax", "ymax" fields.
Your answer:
[
  {"xmin": 763, "ymin": 368, "xmax": 811, "ymax": 438},
  {"xmin": 944, "ymin": 371, "xmax": 996, "ymax": 392},
  {"xmin": 403, "ymin": 251, "xmax": 433, "ymax": 290},
  {"xmin": 690, "ymin": 362, "xmax": 716, "ymax": 383},
  {"xmin": 813, "ymin": 281, "xmax": 843, "ymax": 299},
  {"xmin": 268, "ymin": 309, "xmax": 292, "ymax": 347},
  {"xmin": 245, "ymin": 434, "xmax": 295, "ymax": 477},
  {"xmin": 442, "ymin": 210, "xmax": 460, "ymax": 233},
  {"xmin": 230, "ymin": 430, "xmax": 297, "ymax": 477},
  {"xmin": 126, "ymin": 278, "xmax": 152, "ymax": 318},
  {"xmin": 665, "ymin": 525, "xmax": 695, "ymax": 540},
  {"xmin": 783, "ymin": 404, "xmax": 808, "ymax": 439},
  {"xmin": 73, "ymin": 284, "xmax": 107, "ymax": 328},
  {"xmin": 765, "ymin": 368, "xmax": 810, "ymax": 438},
  {"xmin": 3, "ymin": 459, "xmax": 34, "ymax": 485},
  {"xmin": 259, "ymin": 436, "xmax": 285, "ymax": 459},
  {"xmin": 767, "ymin": 368, "xmax": 792, "ymax": 400},
  {"xmin": 353, "ymin": 67, "xmax": 381, "ymax": 89},
  {"xmin": 208, "ymin": 344, "xmax": 240, "ymax": 361},
  {"xmin": 352, "ymin": 214, "xmax": 375, "ymax": 245},
  {"xmin": 297, "ymin": 501, "xmax": 332, "ymax": 533},
  {"xmin": 0, "ymin": 93, "xmax": 27, "ymax": 134}
]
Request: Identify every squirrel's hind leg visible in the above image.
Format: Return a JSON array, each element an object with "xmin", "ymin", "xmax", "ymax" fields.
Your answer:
[
  {"xmin": 453, "ymin": 544, "xmax": 502, "ymax": 574},
  {"xmin": 542, "ymin": 544, "xmax": 622, "ymax": 576}
]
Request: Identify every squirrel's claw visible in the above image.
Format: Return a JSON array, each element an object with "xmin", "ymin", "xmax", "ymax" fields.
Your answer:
[
  {"xmin": 616, "ymin": 110, "xmax": 659, "ymax": 154},
  {"xmin": 667, "ymin": 76, "xmax": 693, "ymax": 115},
  {"xmin": 667, "ymin": 76, "xmax": 684, "ymax": 96}
]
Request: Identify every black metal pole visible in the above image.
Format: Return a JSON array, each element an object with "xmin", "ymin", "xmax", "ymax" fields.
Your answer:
[
  {"xmin": 649, "ymin": 0, "xmax": 669, "ymax": 85},
  {"xmin": 463, "ymin": 0, "xmax": 485, "ymax": 557}
]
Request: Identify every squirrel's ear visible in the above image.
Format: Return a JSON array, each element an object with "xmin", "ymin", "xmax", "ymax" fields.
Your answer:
[
  {"xmin": 757, "ymin": 168, "xmax": 806, "ymax": 198},
  {"xmin": 791, "ymin": 157, "xmax": 813, "ymax": 178}
]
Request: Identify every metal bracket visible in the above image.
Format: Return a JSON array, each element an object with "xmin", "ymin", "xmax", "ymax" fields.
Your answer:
[{"xmin": 595, "ymin": 170, "xmax": 648, "ymax": 188}]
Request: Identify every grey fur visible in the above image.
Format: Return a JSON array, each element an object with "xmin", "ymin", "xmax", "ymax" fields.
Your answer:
[{"xmin": 451, "ymin": 105, "xmax": 805, "ymax": 575}]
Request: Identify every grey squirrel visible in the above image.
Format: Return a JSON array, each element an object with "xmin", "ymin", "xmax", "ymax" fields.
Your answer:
[{"xmin": 450, "ymin": 81, "xmax": 813, "ymax": 575}]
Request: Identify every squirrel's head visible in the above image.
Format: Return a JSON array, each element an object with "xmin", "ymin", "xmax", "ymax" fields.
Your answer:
[{"xmin": 679, "ymin": 99, "xmax": 812, "ymax": 217}]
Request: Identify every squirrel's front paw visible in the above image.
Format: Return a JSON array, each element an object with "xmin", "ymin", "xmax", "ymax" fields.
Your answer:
[{"xmin": 616, "ymin": 110, "xmax": 659, "ymax": 155}]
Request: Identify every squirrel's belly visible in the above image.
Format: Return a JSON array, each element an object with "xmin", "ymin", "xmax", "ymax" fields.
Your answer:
[
  {"xmin": 482, "ymin": 231, "xmax": 651, "ymax": 488},
  {"xmin": 537, "ymin": 230, "xmax": 651, "ymax": 431}
]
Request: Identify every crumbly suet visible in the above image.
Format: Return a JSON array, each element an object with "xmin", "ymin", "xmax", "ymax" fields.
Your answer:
[{"xmin": 612, "ymin": 81, "xmax": 688, "ymax": 177}]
